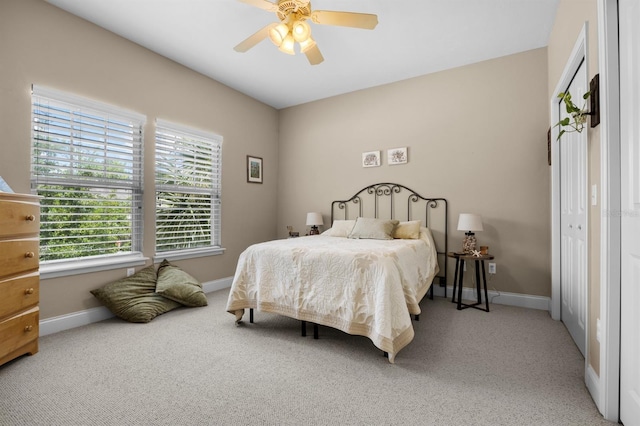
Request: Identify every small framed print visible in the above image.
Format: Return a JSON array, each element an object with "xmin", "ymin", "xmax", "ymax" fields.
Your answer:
[
  {"xmin": 362, "ymin": 151, "xmax": 381, "ymax": 168},
  {"xmin": 247, "ymin": 155, "xmax": 263, "ymax": 183},
  {"xmin": 388, "ymin": 147, "xmax": 408, "ymax": 165}
]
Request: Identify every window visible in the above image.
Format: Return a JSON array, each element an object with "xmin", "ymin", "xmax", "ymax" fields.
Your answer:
[
  {"xmin": 31, "ymin": 86, "xmax": 145, "ymax": 273},
  {"xmin": 154, "ymin": 119, "xmax": 223, "ymax": 260}
]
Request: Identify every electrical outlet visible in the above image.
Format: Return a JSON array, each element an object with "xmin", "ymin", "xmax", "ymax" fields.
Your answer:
[
  {"xmin": 127, "ymin": 268, "xmax": 135, "ymax": 277},
  {"xmin": 488, "ymin": 263, "xmax": 496, "ymax": 274}
]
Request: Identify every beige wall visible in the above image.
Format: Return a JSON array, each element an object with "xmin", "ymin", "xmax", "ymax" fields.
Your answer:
[
  {"xmin": 547, "ymin": 0, "xmax": 600, "ymax": 375},
  {"xmin": 277, "ymin": 48, "xmax": 551, "ymax": 298},
  {"xmin": 0, "ymin": 0, "xmax": 279, "ymax": 319},
  {"xmin": 1, "ymin": 1, "xmax": 559, "ymax": 324}
]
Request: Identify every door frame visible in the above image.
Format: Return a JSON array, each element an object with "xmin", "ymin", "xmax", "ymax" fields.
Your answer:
[
  {"xmin": 597, "ymin": 0, "xmax": 621, "ymax": 421},
  {"xmin": 551, "ymin": 23, "xmax": 589, "ymax": 322}
]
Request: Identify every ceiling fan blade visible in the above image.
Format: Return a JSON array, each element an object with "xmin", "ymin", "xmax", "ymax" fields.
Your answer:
[
  {"xmin": 234, "ymin": 23, "xmax": 277, "ymax": 52},
  {"xmin": 237, "ymin": 0, "xmax": 278, "ymax": 12},
  {"xmin": 310, "ymin": 10, "xmax": 378, "ymax": 30},
  {"xmin": 304, "ymin": 44, "xmax": 324, "ymax": 65}
]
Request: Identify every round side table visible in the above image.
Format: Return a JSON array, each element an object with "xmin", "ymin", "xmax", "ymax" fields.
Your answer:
[{"xmin": 447, "ymin": 252, "xmax": 494, "ymax": 312}]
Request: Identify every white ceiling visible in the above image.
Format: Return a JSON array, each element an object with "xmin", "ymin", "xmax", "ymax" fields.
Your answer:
[{"xmin": 45, "ymin": 0, "xmax": 559, "ymax": 109}]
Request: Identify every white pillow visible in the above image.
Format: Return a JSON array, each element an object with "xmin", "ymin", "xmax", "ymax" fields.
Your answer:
[
  {"xmin": 326, "ymin": 220, "xmax": 356, "ymax": 237},
  {"xmin": 348, "ymin": 217, "xmax": 399, "ymax": 240}
]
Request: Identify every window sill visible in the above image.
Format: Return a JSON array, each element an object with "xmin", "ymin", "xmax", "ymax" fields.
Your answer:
[
  {"xmin": 40, "ymin": 254, "xmax": 148, "ymax": 280},
  {"xmin": 153, "ymin": 247, "xmax": 226, "ymax": 263}
]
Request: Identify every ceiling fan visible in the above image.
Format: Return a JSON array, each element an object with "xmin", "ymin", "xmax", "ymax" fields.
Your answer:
[{"xmin": 234, "ymin": 0, "xmax": 378, "ymax": 65}]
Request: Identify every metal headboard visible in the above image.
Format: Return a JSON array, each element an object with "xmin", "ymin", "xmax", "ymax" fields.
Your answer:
[{"xmin": 330, "ymin": 182, "xmax": 448, "ymax": 294}]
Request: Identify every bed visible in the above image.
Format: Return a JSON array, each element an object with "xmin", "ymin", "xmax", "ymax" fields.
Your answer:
[{"xmin": 226, "ymin": 183, "xmax": 448, "ymax": 362}]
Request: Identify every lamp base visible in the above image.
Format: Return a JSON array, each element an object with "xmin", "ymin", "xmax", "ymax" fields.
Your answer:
[
  {"xmin": 462, "ymin": 233, "xmax": 477, "ymax": 254},
  {"xmin": 309, "ymin": 226, "xmax": 320, "ymax": 235}
]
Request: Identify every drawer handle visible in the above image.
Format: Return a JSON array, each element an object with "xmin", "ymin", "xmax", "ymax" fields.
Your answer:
[
  {"xmin": 25, "ymin": 214, "xmax": 36, "ymax": 222},
  {"xmin": 25, "ymin": 252, "xmax": 35, "ymax": 258},
  {"xmin": 24, "ymin": 288, "xmax": 35, "ymax": 295},
  {"xmin": 24, "ymin": 325, "xmax": 33, "ymax": 332}
]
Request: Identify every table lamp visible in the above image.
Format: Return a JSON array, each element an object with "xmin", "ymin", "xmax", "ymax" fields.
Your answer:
[
  {"xmin": 457, "ymin": 213, "xmax": 483, "ymax": 254},
  {"xmin": 306, "ymin": 212, "xmax": 323, "ymax": 235}
]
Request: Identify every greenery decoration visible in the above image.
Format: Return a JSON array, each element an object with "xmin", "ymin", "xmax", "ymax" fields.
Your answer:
[{"xmin": 554, "ymin": 91, "xmax": 591, "ymax": 141}]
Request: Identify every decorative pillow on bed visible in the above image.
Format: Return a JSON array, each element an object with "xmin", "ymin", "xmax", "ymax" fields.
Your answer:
[
  {"xmin": 393, "ymin": 220, "xmax": 422, "ymax": 239},
  {"xmin": 156, "ymin": 259, "xmax": 208, "ymax": 307},
  {"xmin": 90, "ymin": 265, "xmax": 181, "ymax": 323},
  {"xmin": 348, "ymin": 217, "xmax": 399, "ymax": 240},
  {"xmin": 325, "ymin": 219, "xmax": 356, "ymax": 237}
]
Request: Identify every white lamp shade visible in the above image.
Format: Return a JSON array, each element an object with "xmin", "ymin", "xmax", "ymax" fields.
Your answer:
[
  {"xmin": 457, "ymin": 213, "xmax": 483, "ymax": 232},
  {"xmin": 269, "ymin": 23, "xmax": 289, "ymax": 47},
  {"xmin": 306, "ymin": 212, "xmax": 323, "ymax": 226},
  {"xmin": 292, "ymin": 20, "xmax": 311, "ymax": 42},
  {"xmin": 278, "ymin": 34, "xmax": 296, "ymax": 55}
]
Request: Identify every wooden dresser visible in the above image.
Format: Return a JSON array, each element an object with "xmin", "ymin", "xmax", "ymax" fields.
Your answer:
[{"xmin": 0, "ymin": 192, "xmax": 40, "ymax": 366}]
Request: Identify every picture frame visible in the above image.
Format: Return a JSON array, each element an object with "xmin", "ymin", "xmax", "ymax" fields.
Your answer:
[
  {"xmin": 388, "ymin": 147, "xmax": 408, "ymax": 165},
  {"xmin": 247, "ymin": 155, "xmax": 263, "ymax": 183},
  {"xmin": 362, "ymin": 151, "xmax": 381, "ymax": 168}
]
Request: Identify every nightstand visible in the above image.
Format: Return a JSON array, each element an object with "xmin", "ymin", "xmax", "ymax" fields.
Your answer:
[{"xmin": 447, "ymin": 252, "xmax": 494, "ymax": 312}]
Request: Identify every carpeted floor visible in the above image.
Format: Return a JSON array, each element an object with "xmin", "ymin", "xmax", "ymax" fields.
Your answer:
[{"xmin": 0, "ymin": 290, "xmax": 612, "ymax": 425}]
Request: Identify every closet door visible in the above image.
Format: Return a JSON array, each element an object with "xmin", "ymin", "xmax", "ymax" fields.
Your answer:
[
  {"xmin": 620, "ymin": 0, "xmax": 640, "ymax": 423},
  {"xmin": 559, "ymin": 60, "xmax": 588, "ymax": 356}
]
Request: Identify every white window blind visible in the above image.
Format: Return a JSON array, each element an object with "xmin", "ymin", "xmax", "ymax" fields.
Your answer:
[
  {"xmin": 155, "ymin": 119, "xmax": 222, "ymax": 255},
  {"xmin": 31, "ymin": 85, "xmax": 144, "ymax": 263}
]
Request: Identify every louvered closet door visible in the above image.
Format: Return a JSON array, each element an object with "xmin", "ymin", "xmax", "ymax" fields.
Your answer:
[{"xmin": 559, "ymin": 60, "xmax": 588, "ymax": 357}]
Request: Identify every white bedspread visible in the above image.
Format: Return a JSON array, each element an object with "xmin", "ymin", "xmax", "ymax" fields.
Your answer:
[{"xmin": 226, "ymin": 229, "xmax": 439, "ymax": 362}]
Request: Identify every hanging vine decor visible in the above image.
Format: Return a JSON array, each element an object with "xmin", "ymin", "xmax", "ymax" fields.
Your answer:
[{"xmin": 554, "ymin": 90, "xmax": 591, "ymax": 141}]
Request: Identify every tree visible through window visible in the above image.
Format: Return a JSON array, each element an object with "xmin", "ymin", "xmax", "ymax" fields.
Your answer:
[
  {"xmin": 155, "ymin": 120, "xmax": 222, "ymax": 254},
  {"xmin": 30, "ymin": 86, "xmax": 144, "ymax": 262}
]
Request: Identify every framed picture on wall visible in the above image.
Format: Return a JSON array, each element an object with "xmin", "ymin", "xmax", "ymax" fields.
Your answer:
[
  {"xmin": 388, "ymin": 147, "xmax": 408, "ymax": 165},
  {"xmin": 362, "ymin": 151, "xmax": 381, "ymax": 167},
  {"xmin": 247, "ymin": 155, "xmax": 263, "ymax": 183}
]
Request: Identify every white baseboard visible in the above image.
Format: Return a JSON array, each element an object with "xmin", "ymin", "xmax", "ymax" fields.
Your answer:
[
  {"xmin": 40, "ymin": 278, "xmax": 549, "ymax": 336},
  {"xmin": 431, "ymin": 285, "xmax": 551, "ymax": 311},
  {"xmin": 585, "ymin": 364, "xmax": 602, "ymax": 412},
  {"xmin": 40, "ymin": 306, "xmax": 115, "ymax": 336},
  {"xmin": 40, "ymin": 276, "xmax": 234, "ymax": 337},
  {"xmin": 202, "ymin": 276, "xmax": 233, "ymax": 294}
]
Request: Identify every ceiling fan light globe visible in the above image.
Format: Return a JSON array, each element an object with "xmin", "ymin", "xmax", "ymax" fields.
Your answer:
[
  {"xmin": 299, "ymin": 36, "xmax": 316, "ymax": 53},
  {"xmin": 269, "ymin": 23, "xmax": 289, "ymax": 46},
  {"xmin": 292, "ymin": 20, "xmax": 311, "ymax": 42},
  {"xmin": 278, "ymin": 34, "xmax": 296, "ymax": 55}
]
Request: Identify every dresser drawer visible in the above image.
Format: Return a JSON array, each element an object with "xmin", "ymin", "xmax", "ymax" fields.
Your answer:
[
  {"xmin": 0, "ymin": 272, "xmax": 39, "ymax": 321},
  {"xmin": 0, "ymin": 306, "xmax": 39, "ymax": 362},
  {"xmin": 0, "ymin": 199, "xmax": 39, "ymax": 238},
  {"xmin": 0, "ymin": 239, "xmax": 39, "ymax": 278}
]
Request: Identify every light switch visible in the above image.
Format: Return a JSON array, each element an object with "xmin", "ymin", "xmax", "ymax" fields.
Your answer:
[{"xmin": 591, "ymin": 184, "xmax": 598, "ymax": 206}]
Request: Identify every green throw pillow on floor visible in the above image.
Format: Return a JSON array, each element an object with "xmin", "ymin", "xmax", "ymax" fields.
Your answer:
[
  {"xmin": 155, "ymin": 259, "xmax": 208, "ymax": 307},
  {"xmin": 91, "ymin": 264, "xmax": 181, "ymax": 323}
]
